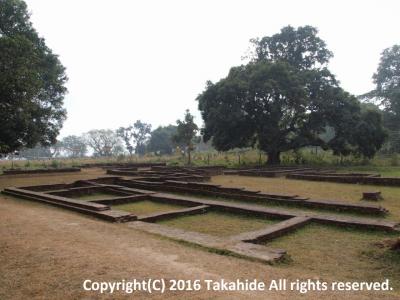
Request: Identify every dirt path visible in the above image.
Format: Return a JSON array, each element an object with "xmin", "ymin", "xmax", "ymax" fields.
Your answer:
[{"xmin": 0, "ymin": 172, "xmax": 399, "ymax": 299}]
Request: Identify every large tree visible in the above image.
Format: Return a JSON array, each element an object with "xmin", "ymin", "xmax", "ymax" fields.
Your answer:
[
  {"xmin": 198, "ymin": 26, "xmax": 386, "ymax": 164},
  {"xmin": 373, "ymin": 45, "xmax": 400, "ymax": 123},
  {"xmin": 0, "ymin": 0, "xmax": 68, "ymax": 154},
  {"xmin": 147, "ymin": 125, "xmax": 177, "ymax": 155},
  {"xmin": 173, "ymin": 110, "xmax": 198, "ymax": 165},
  {"xmin": 362, "ymin": 45, "xmax": 400, "ymax": 130}
]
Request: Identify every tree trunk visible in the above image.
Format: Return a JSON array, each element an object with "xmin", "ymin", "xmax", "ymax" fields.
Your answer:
[
  {"xmin": 188, "ymin": 149, "xmax": 191, "ymax": 165},
  {"xmin": 267, "ymin": 151, "xmax": 281, "ymax": 165},
  {"xmin": 129, "ymin": 150, "xmax": 133, "ymax": 161}
]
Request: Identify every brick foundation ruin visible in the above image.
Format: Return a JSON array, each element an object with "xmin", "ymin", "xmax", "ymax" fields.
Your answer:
[
  {"xmin": 220, "ymin": 165, "xmax": 400, "ymax": 187},
  {"xmin": 3, "ymin": 170, "xmax": 399, "ymax": 264},
  {"xmin": 2, "ymin": 167, "xmax": 81, "ymax": 175}
]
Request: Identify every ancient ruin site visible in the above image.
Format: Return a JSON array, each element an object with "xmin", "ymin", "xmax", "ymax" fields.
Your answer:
[
  {"xmin": 2, "ymin": 1, "xmax": 400, "ymax": 299},
  {"xmin": 1, "ymin": 162, "xmax": 399, "ymax": 298}
]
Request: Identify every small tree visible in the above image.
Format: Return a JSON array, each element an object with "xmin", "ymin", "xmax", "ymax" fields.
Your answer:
[
  {"xmin": 132, "ymin": 120, "xmax": 152, "ymax": 155},
  {"xmin": 116, "ymin": 126, "xmax": 134, "ymax": 156},
  {"xmin": 173, "ymin": 110, "xmax": 198, "ymax": 165}
]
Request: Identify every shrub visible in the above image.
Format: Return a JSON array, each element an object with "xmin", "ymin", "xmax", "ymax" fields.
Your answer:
[
  {"xmin": 24, "ymin": 160, "xmax": 31, "ymax": 169},
  {"xmin": 50, "ymin": 160, "xmax": 60, "ymax": 168}
]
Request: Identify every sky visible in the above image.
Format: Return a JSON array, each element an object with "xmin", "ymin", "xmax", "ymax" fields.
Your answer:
[{"xmin": 25, "ymin": 0, "xmax": 400, "ymax": 137}]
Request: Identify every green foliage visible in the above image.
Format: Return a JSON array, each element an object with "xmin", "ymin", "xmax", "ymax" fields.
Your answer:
[
  {"xmin": 373, "ymin": 45, "xmax": 400, "ymax": 121},
  {"xmin": 132, "ymin": 120, "xmax": 151, "ymax": 155},
  {"xmin": 173, "ymin": 110, "xmax": 198, "ymax": 165},
  {"xmin": 198, "ymin": 25, "xmax": 387, "ymax": 164},
  {"xmin": 361, "ymin": 45, "xmax": 400, "ymax": 134},
  {"xmin": 147, "ymin": 125, "xmax": 177, "ymax": 155},
  {"xmin": 0, "ymin": 0, "xmax": 67, "ymax": 154},
  {"xmin": 2, "ymin": 147, "xmax": 400, "ymax": 174},
  {"xmin": 352, "ymin": 110, "xmax": 388, "ymax": 158},
  {"xmin": 360, "ymin": 45, "xmax": 400, "ymax": 154},
  {"xmin": 116, "ymin": 120, "xmax": 151, "ymax": 155},
  {"xmin": 50, "ymin": 159, "xmax": 60, "ymax": 168},
  {"xmin": 116, "ymin": 126, "xmax": 133, "ymax": 155},
  {"xmin": 24, "ymin": 160, "xmax": 31, "ymax": 168},
  {"xmin": 61, "ymin": 135, "xmax": 87, "ymax": 158},
  {"xmin": 250, "ymin": 25, "xmax": 333, "ymax": 70}
]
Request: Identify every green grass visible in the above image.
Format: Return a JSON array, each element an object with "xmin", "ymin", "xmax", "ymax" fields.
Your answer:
[
  {"xmin": 112, "ymin": 200, "xmax": 187, "ymax": 216},
  {"xmin": 158, "ymin": 211, "xmax": 279, "ymax": 237},
  {"xmin": 170, "ymin": 190, "xmax": 390, "ymax": 220},
  {"xmin": 338, "ymin": 165, "xmax": 400, "ymax": 177},
  {"xmin": 212, "ymin": 176, "xmax": 400, "ymax": 221},
  {"xmin": 266, "ymin": 224, "xmax": 400, "ymax": 289}
]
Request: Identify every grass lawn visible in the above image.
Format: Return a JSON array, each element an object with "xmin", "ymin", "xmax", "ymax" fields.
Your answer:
[
  {"xmin": 112, "ymin": 200, "xmax": 187, "ymax": 216},
  {"xmin": 339, "ymin": 165, "xmax": 400, "ymax": 177},
  {"xmin": 267, "ymin": 223, "xmax": 400, "ymax": 289},
  {"xmin": 211, "ymin": 175, "xmax": 400, "ymax": 221},
  {"xmin": 158, "ymin": 211, "xmax": 279, "ymax": 237}
]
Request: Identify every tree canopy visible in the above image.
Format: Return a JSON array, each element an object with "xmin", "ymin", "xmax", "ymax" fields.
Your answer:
[
  {"xmin": 147, "ymin": 125, "xmax": 177, "ymax": 155},
  {"xmin": 61, "ymin": 135, "xmax": 87, "ymax": 158},
  {"xmin": 117, "ymin": 120, "xmax": 152, "ymax": 155},
  {"xmin": 362, "ymin": 45, "xmax": 400, "ymax": 131},
  {"xmin": 0, "ymin": 0, "xmax": 68, "ymax": 154},
  {"xmin": 198, "ymin": 25, "xmax": 386, "ymax": 164},
  {"xmin": 249, "ymin": 25, "xmax": 332, "ymax": 70},
  {"xmin": 84, "ymin": 129, "xmax": 123, "ymax": 157}
]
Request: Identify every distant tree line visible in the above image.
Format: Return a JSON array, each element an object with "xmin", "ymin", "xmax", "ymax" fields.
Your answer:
[{"xmin": 17, "ymin": 111, "xmax": 199, "ymax": 163}]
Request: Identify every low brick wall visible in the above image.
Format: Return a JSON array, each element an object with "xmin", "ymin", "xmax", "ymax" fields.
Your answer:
[
  {"xmin": 288, "ymin": 173, "xmax": 400, "ymax": 186},
  {"xmin": 118, "ymin": 178, "xmax": 387, "ymax": 215},
  {"xmin": 48, "ymin": 186, "xmax": 135, "ymax": 198},
  {"xmin": 237, "ymin": 168, "xmax": 313, "ymax": 178},
  {"xmin": 80, "ymin": 162, "xmax": 166, "ymax": 168},
  {"xmin": 3, "ymin": 167, "xmax": 81, "ymax": 175}
]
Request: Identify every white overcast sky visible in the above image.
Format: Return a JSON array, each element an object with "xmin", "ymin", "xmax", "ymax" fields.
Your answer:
[{"xmin": 25, "ymin": 0, "xmax": 399, "ymax": 137}]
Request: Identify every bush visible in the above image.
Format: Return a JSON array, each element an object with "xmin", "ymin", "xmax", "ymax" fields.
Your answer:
[
  {"xmin": 50, "ymin": 160, "xmax": 60, "ymax": 168},
  {"xmin": 24, "ymin": 160, "xmax": 31, "ymax": 169}
]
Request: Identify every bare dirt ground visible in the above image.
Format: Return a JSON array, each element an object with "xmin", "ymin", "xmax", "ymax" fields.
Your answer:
[{"xmin": 0, "ymin": 170, "xmax": 399, "ymax": 299}]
